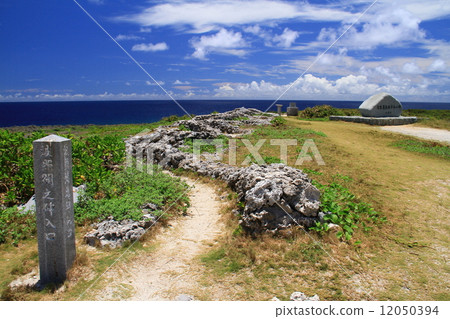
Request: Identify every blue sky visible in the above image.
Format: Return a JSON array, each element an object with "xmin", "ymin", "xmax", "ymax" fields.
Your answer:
[{"xmin": 1, "ymin": 0, "xmax": 450, "ymax": 102}]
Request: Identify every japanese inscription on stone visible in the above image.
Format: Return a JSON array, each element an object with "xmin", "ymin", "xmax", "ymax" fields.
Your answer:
[{"xmin": 33, "ymin": 135, "xmax": 76, "ymax": 286}]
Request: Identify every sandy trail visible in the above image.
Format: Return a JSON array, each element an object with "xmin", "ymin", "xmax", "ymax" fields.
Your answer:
[
  {"xmin": 380, "ymin": 125, "xmax": 450, "ymax": 143},
  {"xmin": 98, "ymin": 176, "xmax": 224, "ymax": 301}
]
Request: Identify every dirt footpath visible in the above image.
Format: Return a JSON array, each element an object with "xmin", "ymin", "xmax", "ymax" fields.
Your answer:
[
  {"xmin": 96, "ymin": 176, "xmax": 225, "ymax": 301},
  {"xmin": 380, "ymin": 125, "xmax": 450, "ymax": 143}
]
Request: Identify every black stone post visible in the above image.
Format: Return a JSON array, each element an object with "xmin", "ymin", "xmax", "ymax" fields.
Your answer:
[{"xmin": 33, "ymin": 135, "xmax": 76, "ymax": 286}]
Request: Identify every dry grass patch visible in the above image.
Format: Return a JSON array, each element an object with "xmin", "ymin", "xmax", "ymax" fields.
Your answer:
[{"xmin": 196, "ymin": 118, "xmax": 449, "ymax": 301}]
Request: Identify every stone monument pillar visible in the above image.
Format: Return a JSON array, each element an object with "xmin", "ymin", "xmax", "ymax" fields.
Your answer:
[
  {"xmin": 33, "ymin": 135, "xmax": 76, "ymax": 286},
  {"xmin": 287, "ymin": 102, "xmax": 299, "ymax": 116},
  {"xmin": 276, "ymin": 104, "xmax": 283, "ymax": 116},
  {"xmin": 359, "ymin": 92, "xmax": 403, "ymax": 117}
]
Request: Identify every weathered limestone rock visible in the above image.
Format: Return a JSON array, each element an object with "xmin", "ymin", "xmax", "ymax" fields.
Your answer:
[
  {"xmin": 84, "ymin": 213, "xmax": 157, "ymax": 248},
  {"xmin": 175, "ymin": 294, "xmax": 195, "ymax": 301},
  {"xmin": 8, "ymin": 269, "xmax": 39, "ymax": 291},
  {"xmin": 270, "ymin": 292, "xmax": 320, "ymax": 301},
  {"xmin": 359, "ymin": 92, "xmax": 402, "ymax": 117},
  {"xmin": 290, "ymin": 291, "xmax": 320, "ymax": 301},
  {"xmin": 125, "ymin": 108, "xmax": 322, "ymax": 234}
]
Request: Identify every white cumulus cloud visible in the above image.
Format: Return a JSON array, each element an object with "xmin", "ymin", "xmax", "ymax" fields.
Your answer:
[
  {"xmin": 115, "ymin": 34, "xmax": 142, "ymax": 41},
  {"xmin": 132, "ymin": 42, "xmax": 169, "ymax": 52},
  {"xmin": 146, "ymin": 80, "xmax": 165, "ymax": 86},
  {"xmin": 117, "ymin": 0, "xmax": 355, "ymax": 33},
  {"xmin": 428, "ymin": 59, "xmax": 447, "ymax": 72},
  {"xmin": 342, "ymin": 8, "xmax": 426, "ymax": 50},
  {"xmin": 402, "ymin": 62, "xmax": 423, "ymax": 74},
  {"xmin": 173, "ymin": 80, "xmax": 191, "ymax": 85},
  {"xmin": 370, "ymin": 0, "xmax": 450, "ymax": 21},
  {"xmin": 273, "ymin": 28, "xmax": 299, "ymax": 48},
  {"xmin": 190, "ymin": 28, "xmax": 247, "ymax": 60}
]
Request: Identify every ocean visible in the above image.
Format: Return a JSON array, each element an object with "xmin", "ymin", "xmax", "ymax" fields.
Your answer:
[{"xmin": 0, "ymin": 99, "xmax": 449, "ymax": 127}]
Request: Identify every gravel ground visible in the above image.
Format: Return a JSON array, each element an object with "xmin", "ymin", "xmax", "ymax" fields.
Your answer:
[{"xmin": 380, "ymin": 125, "xmax": 450, "ymax": 143}]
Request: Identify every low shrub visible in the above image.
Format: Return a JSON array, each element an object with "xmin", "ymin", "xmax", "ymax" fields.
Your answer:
[
  {"xmin": 299, "ymin": 105, "xmax": 359, "ymax": 118},
  {"xmin": 0, "ymin": 130, "xmax": 126, "ymax": 207},
  {"xmin": 270, "ymin": 117, "xmax": 287, "ymax": 126},
  {"xmin": 0, "ymin": 207, "xmax": 36, "ymax": 245},
  {"xmin": 299, "ymin": 105, "xmax": 341, "ymax": 118},
  {"xmin": 74, "ymin": 166, "xmax": 190, "ymax": 224},
  {"xmin": 0, "ymin": 130, "xmax": 47, "ymax": 206}
]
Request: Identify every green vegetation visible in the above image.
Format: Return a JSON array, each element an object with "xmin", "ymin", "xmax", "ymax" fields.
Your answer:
[
  {"xmin": 262, "ymin": 156, "xmax": 284, "ymax": 164},
  {"xmin": 248, "ymin": 126, "xmax": 326, "ymax": 140},
  {"xmin": 0, "ymin": 115, "xmax": 193, "ymax": 246},
  {"xmin": 391, "ymin": 139, "xmax": 450, "ymax": 159},
  {"xmin": 299, "ymin": 105, "xmax": 359, "ymax": 119},
  {"xmin": 178, "ymin": 124, "xmax": 191, "ymax": 131},
  {"xmin": 232, "ymin": 116, "xmax": 250, "ymax": 121},
  {"xmin": 0, "ymin": 114, "xmax": 191, "ymax": 208},
  {"xmin": 201, "ymin": 247, "xmax": 245, "ymax": 275},
  {"xmin": 74, "ymin": 166, "xmax": 190, "ymax": 224},
  {"xmin": 244, "ymin": 154, "xmax": 284, "ymax": 165},
  {"xmin": 402, "ymin": 109, "xmax": 450, "ymax": 130},
  {"xmin": 0, "ymin": 130, "xmax": 47, "ymax": 206},
  {"xmin": 311, "ymin": 175, "xmax": 386, "ymax": 240},
  {"xmin": 3, "ymin": 114, "xmax": 191, "ymax": 137},
  {"xmin": 270, "ymin": 116, "xmax": 287, "ymax": 126},
  {"xmin": 0, "ymin": 208, "xmax": 35, "ymax": 245},
  {"xmin": 232, "ymin": 125, "xmax": 327, "ymax": 168},
  {"xmin": 0, "ymin": 130, "xmax": 125, "ymax": 208},
  {"xmin": 0, "ymin": 163, "xmax": 190, "ymax": 246}
]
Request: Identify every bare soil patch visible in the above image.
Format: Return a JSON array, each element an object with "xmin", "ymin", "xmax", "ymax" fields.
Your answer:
[
  {"xmin": 92, "ymin": 177, "xmax": 225, "ymax": 300},
  {"xmin": 380, "ymin": 125, "xmax": 450, "ymax": 143}
]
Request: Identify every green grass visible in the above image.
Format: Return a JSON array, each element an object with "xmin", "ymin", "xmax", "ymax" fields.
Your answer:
[
  {"xmin": 392, "ymin": 139, "xmax": 450, "ymax": 159},
  {"xmin": 402, "ymin": 109, "xmax": 450, "ymax": 130},
  {"xmin": 200, "ymin": 246, "xmax": 247, "ymax": 276},
  {"xmin": 74, "ymin": 166, "xmax": 190, "ymax": 224},
  {"xmin": 247, "ymin": 126, "xmax": 326, "ymax": 140},
  {"xmin": 231, "ymin": 125, "xmax": 326, "ymax": 167}
]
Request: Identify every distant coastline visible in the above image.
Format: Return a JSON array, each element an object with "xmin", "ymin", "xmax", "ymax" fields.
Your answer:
[{"xmin": 1, "ymin": 99, "xmax": 449, "ymax": 127}]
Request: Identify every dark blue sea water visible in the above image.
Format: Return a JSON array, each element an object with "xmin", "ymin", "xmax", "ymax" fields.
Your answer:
[{"xmin": 0, "ymin": 100, "xmax": 449, "ymax": 127}]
